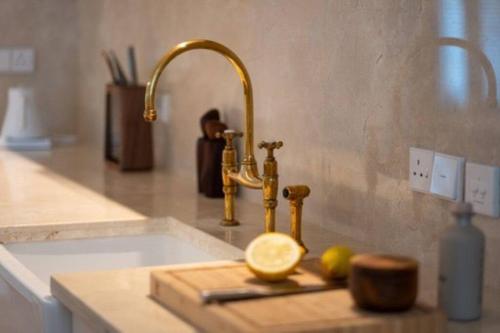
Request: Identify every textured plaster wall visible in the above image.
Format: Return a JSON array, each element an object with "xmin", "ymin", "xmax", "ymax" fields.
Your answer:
[
  {"xmin": 77, "ymin": 0, "xmax": 500, "ymax": 290},
  {"xmin": 0, "ymin": 0, "xmax": 78, "ymax": 137}
]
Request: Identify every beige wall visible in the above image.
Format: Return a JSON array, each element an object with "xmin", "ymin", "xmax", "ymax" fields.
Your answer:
[
  {"xmin": 61, "ymin": 0, "xmax": 500, "ymax": 291},
  {"xmin": 0, "ymin": 0, "xmax": 78, "ymax": 136}
]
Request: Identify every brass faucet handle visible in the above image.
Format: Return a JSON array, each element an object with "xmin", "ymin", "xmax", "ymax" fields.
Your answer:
[
  {"xmin": 216, "ymin": 129, "xmax": 243, "ymax": 148},
  {"xmin": 258, "ymin": 141, "xmax": 283, "ymax": 159}
]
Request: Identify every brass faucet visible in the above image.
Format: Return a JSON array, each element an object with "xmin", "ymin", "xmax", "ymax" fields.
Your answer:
[
  {"xmin": 283, "ymin": 185, "xmax": 310, "ymax": 253},
  {"xmin": 144, "ymin": 39, "xmax": 282, "ymax": 231}
]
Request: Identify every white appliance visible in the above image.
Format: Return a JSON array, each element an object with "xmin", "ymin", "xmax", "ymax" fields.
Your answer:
[{"xmin": 0, "ymin": 86, "xmax": 52, "ymax": 150}]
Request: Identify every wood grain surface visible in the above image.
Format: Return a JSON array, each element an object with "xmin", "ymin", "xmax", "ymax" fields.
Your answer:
[
  {"xmin": 349, "ymin": 254, "xmax": 418, "ymax": 311},
  {"xmin": 150, "ymin": 260, "xmax": 445, "ymax": 333},
  {"xmin": 105, "ymin": 84, "xmax": 153, "ymax": 171}
]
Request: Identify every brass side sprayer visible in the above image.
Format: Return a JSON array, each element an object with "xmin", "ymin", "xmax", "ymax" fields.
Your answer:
[{"xmin": 283, "ymin": 185, "xmax": 310, "ymax": 253}]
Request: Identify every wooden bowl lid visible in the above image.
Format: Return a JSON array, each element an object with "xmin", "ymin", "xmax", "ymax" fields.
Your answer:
[{"xmin": 351, "ymin": 254, "xmax": 418, "ymax": 271}]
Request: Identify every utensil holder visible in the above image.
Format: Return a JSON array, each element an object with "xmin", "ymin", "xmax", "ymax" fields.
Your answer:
[{"xmin": 105, "ymin": 84, "xmax": 153, "ymax": 171}]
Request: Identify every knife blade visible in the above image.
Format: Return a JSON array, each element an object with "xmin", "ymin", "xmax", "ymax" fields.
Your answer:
[{"xmin": 200, "ymin": 283, "xmax": 343, "ymax": 304}]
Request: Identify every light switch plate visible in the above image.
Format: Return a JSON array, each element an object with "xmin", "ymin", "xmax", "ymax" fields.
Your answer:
[
  {"xmin": 409, "ymin": 147, "xmax": 434, "ymax": 193},
  {"xmin": 158, "ymin": 93, "xmax": 171, "ymax": 123},
  {"xmin": 465, "ymin": 162, "xmax": 500, "ymax": 217},
  {"xmin": 11, "ymin": 48, "xmax": 34, "ymax": 73},
  {"xmin": 430, "ymin": 152, "xmax": 465, "ymax": 201}
]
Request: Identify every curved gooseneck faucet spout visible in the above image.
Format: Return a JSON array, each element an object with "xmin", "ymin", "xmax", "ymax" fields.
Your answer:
[
  {"xmin": 144, "ymin": 39, "xmax": 260, "ymax": 186},
  {"xmin": 144, "ymin": 39, "xmax": 282, "ymax": 231}
]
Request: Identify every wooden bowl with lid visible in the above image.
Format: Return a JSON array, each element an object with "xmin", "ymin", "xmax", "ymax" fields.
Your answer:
[{"xmin": 348, "ymin": 254, "xmax": 419, "ymax": 312}]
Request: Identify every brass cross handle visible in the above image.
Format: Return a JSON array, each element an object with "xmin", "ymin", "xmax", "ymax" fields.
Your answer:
[
  {"xmin": 216, "ymin": 129, "xmax": 243, "ymax": 148},
  {"xmin": 258, "ymin": 141, "xmax": 283, "ymax": 159}
]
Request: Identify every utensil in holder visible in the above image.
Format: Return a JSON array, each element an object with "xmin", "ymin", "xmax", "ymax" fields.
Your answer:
[{"xmin": 105, "ymin": 84, "xmax": 153, "ymax": 171}]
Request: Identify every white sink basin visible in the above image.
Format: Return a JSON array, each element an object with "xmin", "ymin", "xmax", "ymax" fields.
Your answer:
[
  {"xmin": 6, "ymin": 233, "xmax": 217, "ymax": 286},
  {"xmin": 0, "ymin": 217, "xmax": 242, "ymax": 333}
]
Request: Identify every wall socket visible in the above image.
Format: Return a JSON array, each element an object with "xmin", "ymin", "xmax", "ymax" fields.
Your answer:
[
  {"xmin": 0, "ymin": 47, "xmax": 35, "ymax": 73},
  {"xmin": 410, "ymin": 147, "xmax": 500, "ymax": 218},
  {"xmin": 409, "ymin": 147, "xmax": 434, "ymax": 193},
  {"xmin": 465, "ymin": 162, "xmax": 500, "ymax": 217},
  {"xmin": 0, "ymin": 49, "xmax": 10, "ymax": 72}
]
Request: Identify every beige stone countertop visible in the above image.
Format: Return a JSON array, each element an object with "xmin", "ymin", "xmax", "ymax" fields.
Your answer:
[
  {"xmin": 0, "ymin": 146, "xmax": 365, "ymax": 255},
  {"xmin": 51, "ymin": 262, "xmax": 500, "ymax": 333},
  {"xmin": 1, "ymin": 146, "xmax": 499, "ymax": 332}
]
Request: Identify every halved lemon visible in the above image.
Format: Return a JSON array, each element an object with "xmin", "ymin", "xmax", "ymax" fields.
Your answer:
[{"xmin": 245, "ymin": 232, "xmax": 302, "ymax": 282}]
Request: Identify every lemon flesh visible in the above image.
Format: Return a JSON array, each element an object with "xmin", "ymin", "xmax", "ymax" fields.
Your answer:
[
  {"xmin": 245, "ymin": 233, "xmax": 302, "ymax": 282},
  {"xmin": 320, "ymin": 245, "xmax": 354, "ymax": 279}
]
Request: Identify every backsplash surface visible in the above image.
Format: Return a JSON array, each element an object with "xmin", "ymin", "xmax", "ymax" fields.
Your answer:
[
  {"xmin": 3, "ymin": 0, "xmax": 499, "ymax": 291},
  {"xmin": 0, "ymin": 0, "xmax": 78, "ymax": 137}
]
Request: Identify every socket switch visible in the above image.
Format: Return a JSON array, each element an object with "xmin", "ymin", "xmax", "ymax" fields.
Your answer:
[
  {"xmin": 409, "ymin": 147, "xmax": 434, "ymax": 193},
  {"xmin": 11, "ymin": 48, "xmax": 34, "ymax": 73},
  {"xmin": 430, "ymin": 152, "xmax": 465, "ymax": 201},
  {"xmin": 465, "ymin": 162, "xmax": 500, "ymax": 217}
]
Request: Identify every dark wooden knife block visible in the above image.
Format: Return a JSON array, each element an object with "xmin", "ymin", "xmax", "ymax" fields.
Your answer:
[{"xmin": 105, "ymin": 84, "xmax": 153, "ymax": 171}]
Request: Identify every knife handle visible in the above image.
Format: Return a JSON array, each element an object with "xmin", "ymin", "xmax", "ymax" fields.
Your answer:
[
  {"xmin": 200, "ymin": 288, "xmax": 262, "ymax": 304},
  {"xmin": 101, "ymin": 51, "xmax": 119, "ymax": 84},
  {"xmin": 127, "ymin": 46, "xmax": 138, "ymax": 85}
]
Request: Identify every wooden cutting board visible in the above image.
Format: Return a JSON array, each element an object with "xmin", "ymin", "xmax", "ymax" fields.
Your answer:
[{"xmin": 150, "ymin": 260, "xmax": 445, "ymax": 333}]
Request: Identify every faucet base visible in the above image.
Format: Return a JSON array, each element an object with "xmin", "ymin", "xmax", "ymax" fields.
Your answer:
[
  {"xmin": 220, "ymin": 219, "xmax": 240, "ymax": 227},
  {"xmin": 299, "ymin": 243, "xmax": 309, "ymax": 255}
]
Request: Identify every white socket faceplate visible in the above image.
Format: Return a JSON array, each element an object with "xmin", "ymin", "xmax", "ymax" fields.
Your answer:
[
  {"xmin": 409, "ymin": 147, "xmax": 434, "ymax": 193},
  {"xmin": 465, "ymin": 162, "xmax": 500, "ymax": 217}
]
